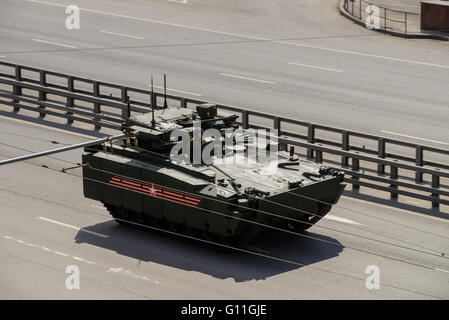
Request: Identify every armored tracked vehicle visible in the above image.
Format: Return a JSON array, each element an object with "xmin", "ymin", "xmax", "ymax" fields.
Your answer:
[{"xmin": 80, "ymin": 103, "xmax": 346, "ymax": 245}]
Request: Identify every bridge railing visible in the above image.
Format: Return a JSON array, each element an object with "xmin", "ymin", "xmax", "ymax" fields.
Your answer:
[
  {"xmin": 0, "ymin": 61, "xmax": 448, "ymax": 209},
  {"xmin": 343, "ymin": 0, "xmax": 420, "ymax": 34}
]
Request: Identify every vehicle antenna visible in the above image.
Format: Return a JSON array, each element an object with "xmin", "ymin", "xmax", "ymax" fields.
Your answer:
[
  {"xmin": 163, "ymin": 73, "xmax": 168, "ymax": 109},
  {"xmin": 151, "ymin": 76, "xmax": 156, "ymax": 128}
]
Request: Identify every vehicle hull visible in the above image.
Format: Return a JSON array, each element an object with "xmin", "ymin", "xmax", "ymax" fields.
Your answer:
[{"xmin": 82, "ymin": 152, "xmax": 345, "ymax": 244}]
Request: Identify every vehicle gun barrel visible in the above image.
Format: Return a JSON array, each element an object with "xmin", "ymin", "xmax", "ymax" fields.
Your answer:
[{"xmin": 0, "ymin": 133, "xmax": 126, "ymax": 166}]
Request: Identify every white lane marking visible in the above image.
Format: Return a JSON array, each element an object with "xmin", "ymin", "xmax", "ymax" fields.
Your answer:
[
  {"xmin": 324, "ymin": 214, "xmax": 363, "ymax": 225},
  {"xmin": 25, "ymin": 242, "xmax": 38, "ymax": 248},
  {"xmin": 434, "ymin": 268, "xmax": 449, "ymax": 274},
  {"xmin": 151, "ymin": 85, "xmax": 202, "ymax": 97},
  {"xmin": 0, "ymin": 55, "xmax": 6, "ymax": 58},
  {"xmin": 342, "ymin": 196, "xmax": 449, "ymax": 224},
  {"xmin": 276, "ymin": 41, "xmax": 449, "ymax": 70},
  {"xmin": 99, "ymin": 30, "xmax": 144, "ymax": 40},
  {"xmin": 168, "ymin": 0, "xmax": 188, "ymax": 3},
  {"xmin": 381, "ymin": 130, "xmax": 449, "ymax": 146},
  {"xmin": 38, "ymin": 216, "xmax": 109, "ymax": 238},
  {"xmin": 221, "ymin": 73, "xmax": 275, "ymax": 84},
  {"xmin": 25, "ymin": 0, "xmax": 449, "ymax": 70},
  {"xmin": 3, "ymin": 235, "xmax": 159, "ymax": 282},
  {"xmin": 53, "ymin": 251, "xmax": 69, "ymax": 257},
  {"xmin": 32, "ymin": 38, "xmax": 78, "ymax": 49},
  {"xmin": 108, "ymin": 267, "xmax": 160, "ymax": 284},
  {"xmin": 73, "ymin": 256, "xmax": 96, "ymax": 264},
  {"xmin": 289, "ymin": 62, "xmax": 343, "ymax": 73},
  {"xmin": 2, "ymin": 235, "xmax": 96, "ymax": 265}
]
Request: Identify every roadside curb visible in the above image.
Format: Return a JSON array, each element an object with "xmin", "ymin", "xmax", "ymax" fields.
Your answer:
[{"xmin": 338, "ymin": 0, "xmax": 449, "ymax": 41}]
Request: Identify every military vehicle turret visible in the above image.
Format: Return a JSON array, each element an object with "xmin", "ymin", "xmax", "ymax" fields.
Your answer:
[{"xmin": 79, "ymin": 101, "xmax": 345, "ymax": 245}]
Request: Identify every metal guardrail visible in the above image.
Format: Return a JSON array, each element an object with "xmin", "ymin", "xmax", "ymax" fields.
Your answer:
[
  {"xmin": 279, "ymin": 138, "xmax": 449, "ymax": 207},
  {"xmin": 343, "ymin": 0, "xmax": 419, "ymax": 34},
  {"xmin": 0, "ymin": 61, "xmax": 448, "ymax": 208}
]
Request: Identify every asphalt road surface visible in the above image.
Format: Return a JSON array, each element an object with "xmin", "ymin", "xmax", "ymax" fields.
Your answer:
[{"xmin": 0, "ymin": 0, "xmax": 448, "ymax": 299}]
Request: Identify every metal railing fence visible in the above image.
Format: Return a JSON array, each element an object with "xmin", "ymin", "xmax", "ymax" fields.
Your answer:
[{"xmin": 343, "ymin": 0, "xmax": 419, "ymax": 34}]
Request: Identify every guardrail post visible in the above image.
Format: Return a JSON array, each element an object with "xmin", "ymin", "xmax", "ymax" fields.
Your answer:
[
  {"xmin": 359, "ymin": 0, "xmax": 362, "ymax": 19},
  {"xmin": 66, "ymin": 77, "xmax": 74, "ymax": 124},
  {"xmin": 377, "ymin": 138, "xmax": 386, "ymax": 174},
  {"xmin": 39, "ymin": 70, "xmax": 47, "ymax": 101},
  {"xmin": 93, "ymin": 81, "xmax": 99, "ymax": 97},
  {"xmin": 241, "ymin": 110, "xmax": 249, "ymax": 130},
  {"xmin": 14, "ymin": 65, "xmax": 22, "ymax": 82},
  {"xmin": 121, "ymin": 105, "xmax": 127, "ymax": 119},
  {"xmin": 431, "ymin": 174, "xmax": 440, "ymax": 208},
  {"xmin": 273, "ymin": 117, "xmax": 280, "ymax": 132},
  {"xmin": 66, "ymin": 96, "xmax": 74, "ymax": 125},
  {"xmin": 390, "ymin": 165, "xmax": 398, "ymax": 199},
  {"xmin": 315, "ymin": 150, "xmax": 323, "ymax": 163},
  {"xmin": 120, "ymin": 87, "xmax": 127, "ymax": 103},
  {"xmin": 415, "ymin": 146, "xmax": 423, "ymax": 182},
  {"xmin": 307, "ymin": 124, "xmax": 315, "ymax": 159},
  {"xmin": 38, "ymin": 70, "xmax": 47, "ymax": 118},
  {"xmin": 67, "ymin": 76, "xmax": 74, "ymax": 92},
  {"xmin": 12, "ymin": 65, "xmax": 22, "ymax": 111},
  {"xmin": 12, "ymin": 84, "xmax": 21, "ymax": 112},
  {"xmin": 92, "ymin": 82, "xmax": 101, "ymax": 130},
  {"xmin": 341, "ymin": 131, "xmax": 349, "ymax": 166},
  {"xmin": 120, "ymin": 87, "xmax": 129, "ymax": 119},
  {"xmin": 352, "ymin": 157, "xmax": 360, "ymax": 190},
  {"xmin": 273, "ymin": 117, "xmax": 287, "ymax": 151},
  {"xmin": 121, "ymin": 96, "xmax": 129, "ymax": 119},
  {"xmin": 93, "ymin": 102, "xmax": 101, "ymax": 130}
]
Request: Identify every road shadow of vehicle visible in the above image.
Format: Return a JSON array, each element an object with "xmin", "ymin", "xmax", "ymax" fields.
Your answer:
[{"xmin": 74, "ymin": 220, "xmax": 343, "ymax": 282}]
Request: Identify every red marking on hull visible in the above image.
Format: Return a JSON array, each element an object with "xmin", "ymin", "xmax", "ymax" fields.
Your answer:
[
  {"xmin": 158, "ymin": 193, "xmax": 200, "ymax": 205},
  {"xmin": 107, "ymin": 176, "xmax": 201, "ymax": 206}
]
